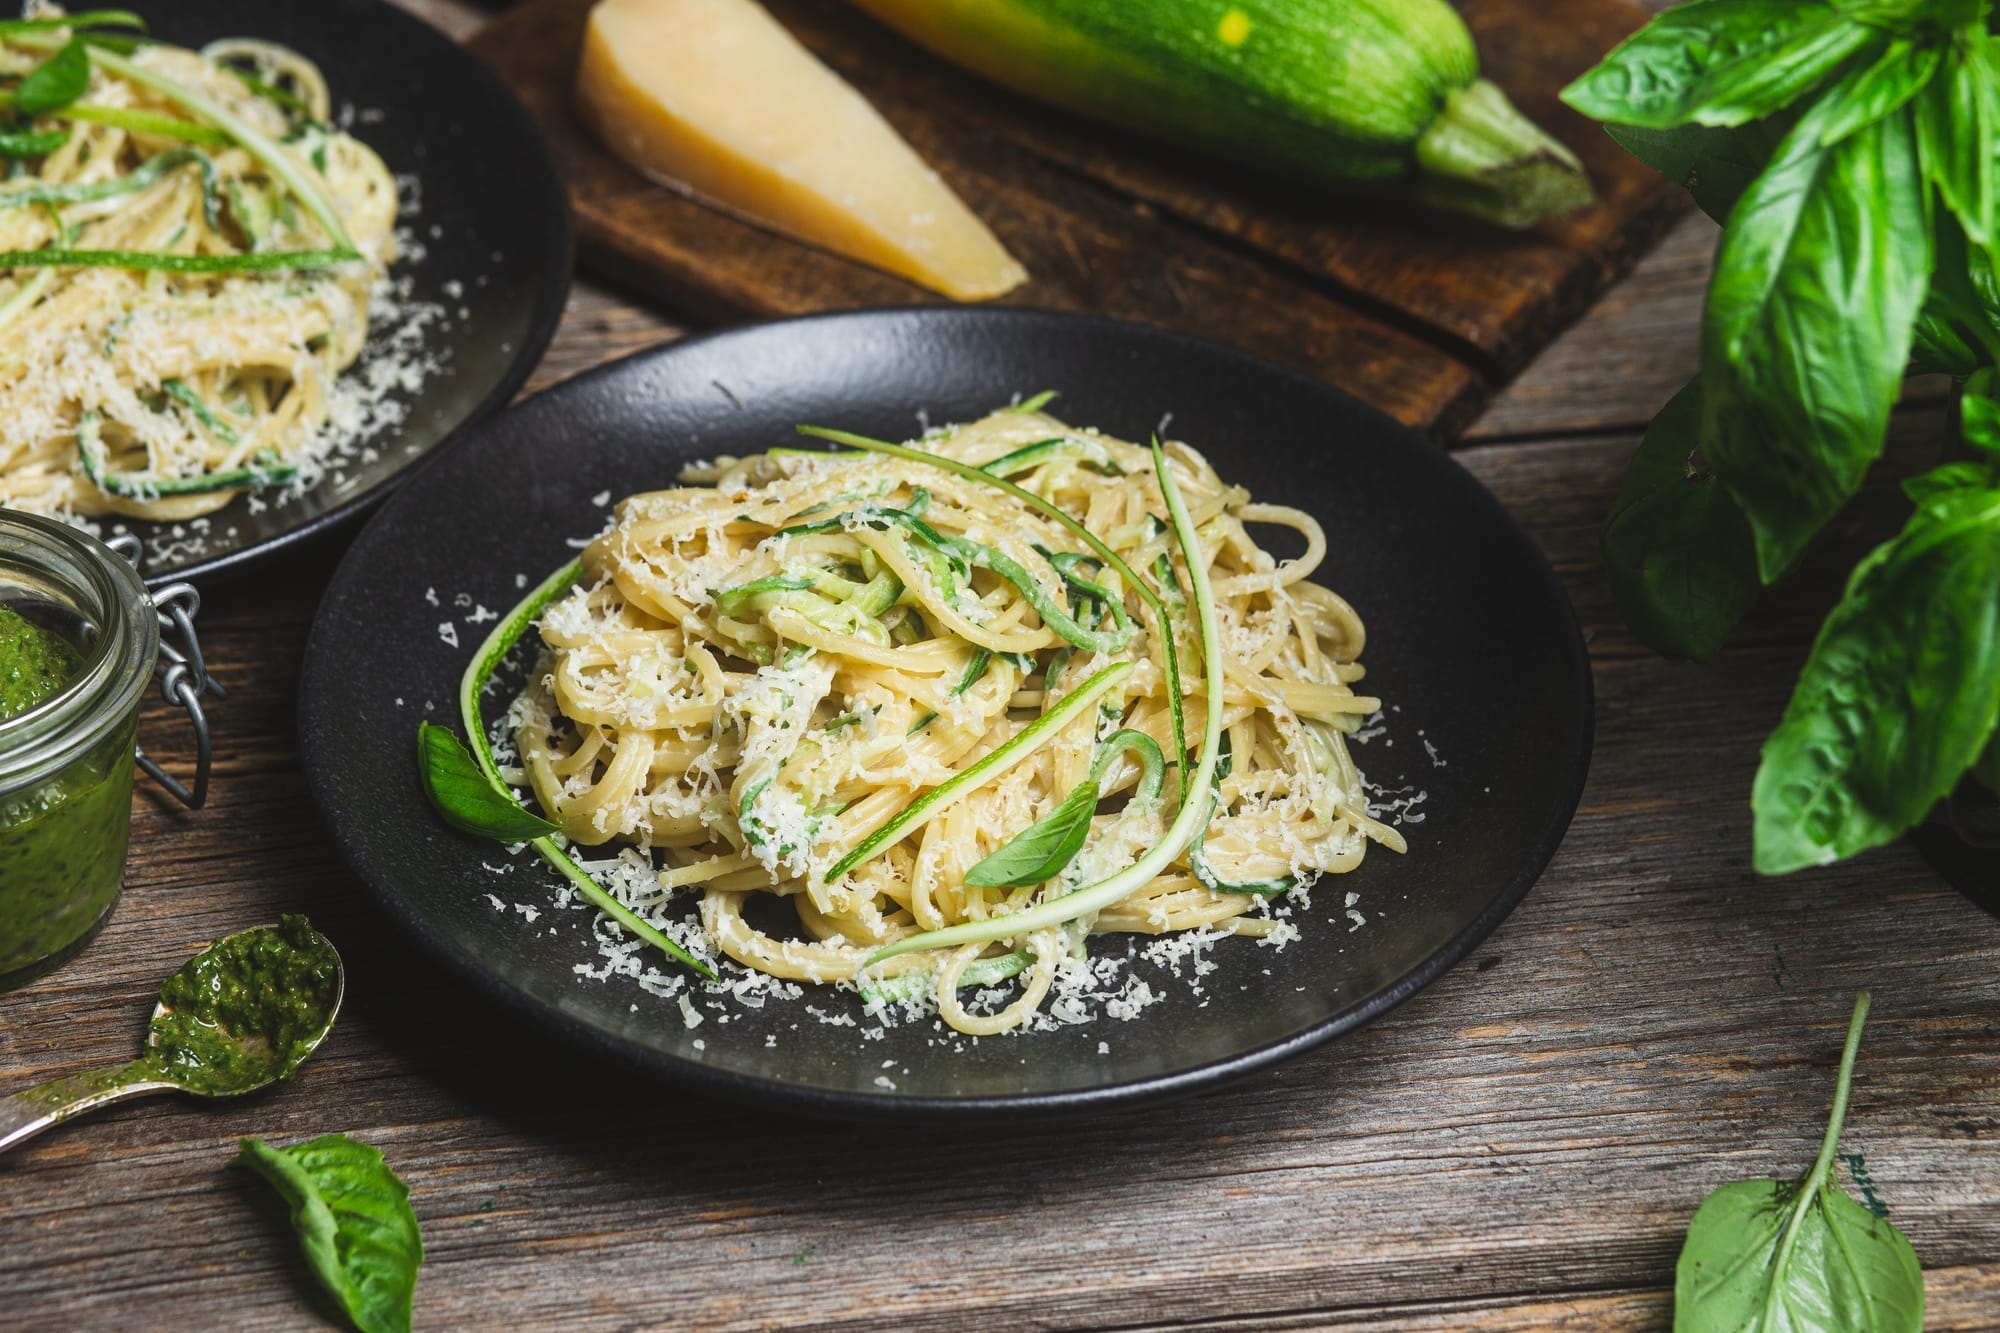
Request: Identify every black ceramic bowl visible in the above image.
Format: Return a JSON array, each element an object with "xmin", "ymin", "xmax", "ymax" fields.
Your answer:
[
  {"xmin": 92, "ymin": 0, "xmax": 570, "ymax": 583},
  {"xmin": 301, "ymin": 309, "xmax": 1593, "ymax": 1118}
]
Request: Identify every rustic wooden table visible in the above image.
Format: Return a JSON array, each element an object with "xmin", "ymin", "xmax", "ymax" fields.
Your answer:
[{"xmin": 5, "ymin": 3, "xmax": 1999, "ymax": 1329}]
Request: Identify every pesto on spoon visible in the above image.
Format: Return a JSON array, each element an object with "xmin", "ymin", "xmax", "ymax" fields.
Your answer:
[{"xmin": 0, "ymin": 915, "xmax": 343, "ymax": 1153}]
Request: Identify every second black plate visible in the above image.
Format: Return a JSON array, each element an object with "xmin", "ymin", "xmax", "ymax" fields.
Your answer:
[
  {"xmin": 101, "ymin": 0, "xmax": 570, "ymax": 583},
  {"xmin": 301, "ymin": 309, "xmax": 1592, "ymax": 1117}
]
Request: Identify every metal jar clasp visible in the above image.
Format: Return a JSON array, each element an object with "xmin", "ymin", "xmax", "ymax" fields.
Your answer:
[{"xmin": 106, "ymin": 536, "xmax": 222, "ymax": 810}]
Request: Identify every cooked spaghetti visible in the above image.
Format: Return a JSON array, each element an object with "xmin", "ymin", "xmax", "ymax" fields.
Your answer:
[
  {"xmin": 0, "ymin": 17, "xmax": 397, "ymax": 520},
  {"xmin": 512, "ymin": 408, "xmax": 1405, "ymax": 1034}
]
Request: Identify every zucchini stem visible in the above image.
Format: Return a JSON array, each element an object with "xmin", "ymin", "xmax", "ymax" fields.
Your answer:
[{"xmin": 1414, "ymin": 78, "xmax": 1593, "ymax": 229}]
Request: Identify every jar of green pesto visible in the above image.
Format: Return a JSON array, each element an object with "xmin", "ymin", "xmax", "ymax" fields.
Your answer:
[{"xmin": 0, "ymin": 513, "xmax": 214, "ymax": 990}]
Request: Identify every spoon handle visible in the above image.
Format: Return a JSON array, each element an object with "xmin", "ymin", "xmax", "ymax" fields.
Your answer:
[{"xmin": 0, "ymin": 1061, "xmax": 180, "ymax": 1155}]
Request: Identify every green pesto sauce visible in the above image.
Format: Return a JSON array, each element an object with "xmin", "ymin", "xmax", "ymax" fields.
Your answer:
[
  {"xmin": 0, "ymin": 604, "xmax": 129, "ymax": 985},
  {"xmin": 0, "ymin": 604, "xmax": 81, "ymax": 722},
  {"xmin": 145, "ymin": 914, "xmax": 340, "ymax": 1094},
  {"xmin": 0, "ymin": 745, "xmax": 133, "ymax": 979}
]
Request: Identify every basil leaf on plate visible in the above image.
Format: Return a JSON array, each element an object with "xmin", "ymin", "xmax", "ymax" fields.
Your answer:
[
  {"xmin": 17, "ymin": 38, "xmax": 92, "ymax": 117},
  {"xmin": 1704, "ymin": 96, "xmax": 1934, "ymax": 583},
  {"xmin": 1603, "ymin": 378, "xmax": 1763, "ymax": 659},
  {"xmin": 1675, "ymin": 993, "xmax": 1922, "ymax": 1333},
  {"xmin": 1562, "ymin": 1, "xmax": 1873, "ymax": 130},
  {"xmin": 1752, "ymin": 476, "xmax": 2000, "ymax": 872},
  {"xmin": 0, "ymin": 127, "xmax": 68, "ymax": 157},
  {"xmin": 416, "ymin": 720, "xmax": 559, "ymax": 841},
  {"xmin": 235, "ymin": 1135, "xmax": 423, "ymax": 1333},
  {"xmin": 965, "ymin": 777, "xmax": 1099, "ymax": 887}
]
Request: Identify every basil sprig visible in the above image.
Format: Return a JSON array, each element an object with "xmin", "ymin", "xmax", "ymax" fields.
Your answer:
[
  {"xmin": 234, "ymin": 1134, "xmax": 424, "ymax": 1333},
  {"xmin": 1563, "ymin": 0, "xmax": 2000, "ymax": 872},
  {"xmin": 1674, "ymin": 992, "xmax": 1922, "ymax": 1332}
]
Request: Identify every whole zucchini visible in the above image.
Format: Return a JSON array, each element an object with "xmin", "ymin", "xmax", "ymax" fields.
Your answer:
[{"xmin": 849, "ymin": 0, "xmax": 1593, "ymax": 228}]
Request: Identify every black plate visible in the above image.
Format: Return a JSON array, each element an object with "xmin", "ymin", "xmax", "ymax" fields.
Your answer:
[
  {"xmin": 301, "ymin": 309, "xmax": 1593, "ymax": 1117},
  {"xmin": 95, "ymin": 0, "xmax": 570, "ymax": 584}
]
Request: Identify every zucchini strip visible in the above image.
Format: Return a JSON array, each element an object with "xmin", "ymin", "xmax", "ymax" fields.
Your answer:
[
  {"xmin": 8, "ymin": 32, "xmax": 357, "ymax": 250},
  {"xmin": 859, "ymin": 442, "xmax": 1225, "ymax": 968},
  {"xmin": 858, "ymin": 949, "xmax": 1029, "ymax": 1005},
  {"xmin": 456, "ymin": 558, "xmax": 714, "ymax": 980},
  {"xmin": 796, "ymin": 424, "xmax": 1189, "ymax": 779},
  {"xmin": 77, "ymin": 417, "xmax": 294, "ymax": 497},
  {"xmin": 59, "ymin": 104, "xmax": 232, "ymax": 148},
  {"xmin": 823, "ymin": 659, "xmax": 1134, "ymax": 884},
  {"xmin": 0, "ymin": 246, "xmax": 356, "ymax": 272}
]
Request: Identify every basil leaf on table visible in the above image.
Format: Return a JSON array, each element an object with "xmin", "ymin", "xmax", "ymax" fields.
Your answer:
[
  {"xmin": 416, "ymin": 720, "xmax": 559, "ymax": 841},
  {"xmin": 1752, "ymin": 476, "xmax": 2000, "ymax": 872},
  {"xmin": 235, "ymin": 1135, "xmax": 424, "ymax": 1333},
  {"xmin": 1676, "ymin": 992, "xmax": 1922, "ymax": 1333},
  {"xmin": 1603, "ymin": 379, "xmax": 1764, "ymax": 659},
  {"xmin": 16, "ymin": 38, "xmax": 92, "ymax": 117},
  {"xmin": 1562, "ymin": 1, "xmax": 1873, "ymax": 130},
  {"xmin": 1703, "ymin": 95, "xmax": 1934, "ymax": 584}
]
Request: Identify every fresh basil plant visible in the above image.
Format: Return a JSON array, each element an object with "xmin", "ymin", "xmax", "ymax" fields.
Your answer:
[{"xmin": 1565, "ymin": 0, "xmax": 2000, "ymax": 872}]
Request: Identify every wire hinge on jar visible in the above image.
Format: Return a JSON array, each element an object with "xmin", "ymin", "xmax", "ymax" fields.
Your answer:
[{"xmin": 106, "ymin": 536, "xmax": 223, "ymax": 810}]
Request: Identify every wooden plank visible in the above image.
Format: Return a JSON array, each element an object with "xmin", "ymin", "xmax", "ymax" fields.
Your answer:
[
  {"xmin": 5, "ymin": 414, "xmax": 1996, "ymax": 1332},
  {"xmin": 463, "ymin": 0, "xmax": 1681, "ymax": 435},
  {"xmin": 468, "ymin": 0, "xmax": 1482, "ymax": 434},
  {"xmin": 797, "ymin": 0, "xmax": 1685, "ymax": 376}
]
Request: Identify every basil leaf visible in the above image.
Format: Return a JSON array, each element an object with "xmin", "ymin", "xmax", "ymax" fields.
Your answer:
[
  {"xmin": 17, "ymin": 38, "xmax": 92, "ymax": 117},
  {"xmin": 234, "ymin": 1135, "xmax": 423, "ymax": 1333},
  {"xmin": 1705, "ymin": 98, "xmax": 1933, "ymax": 583},
  {"xmin": 1602, "ymin": 379, "xmax": 1763, "ymax": 659},
  {"xmin": 965, "ymin": 778, "xmax": 1099, "ymax": 887},
  {"xmin": 1910, "ymin": 304, "xmax": 1985, "ymax": 376},
  {"xmin": 1914, "ymin": 26, "xmax": 1995, "ymax": 246},
  {"xmin": 416, "ymin": 720, "xmax": 559, "ymax": 841},
  {"xmin": 1903, "ymin": 460, "xmax": 1993, "ymax": 503},
  {"xmin": 0, "ymin": 127, "xmax": 67, "ymax": 157},
  {"xmin": 1606, "ymin": 116, "xmax": 1793, "ymax": 224},
  {"xmin": 1753, "ymin": 482, "xmax": 2000, "ymax": 872},
  {"xmin": 1913, "ymin": 214, "xmax": 2000, "ymax": 376},
  {"xmin": 1562, "ymin": 1, "xmax": 1874, "ymax": 130},
  {"xmin": 1813, "ymin": 36, "xmax": 1941, "ymax": 147},
  {"xmin": 1963, "ymin": 383, "xmax": 2000, "ymax": 456},
  {"xmin": 1674, "ymin": 993, "xmax": 1922, "ymax": 1332}
]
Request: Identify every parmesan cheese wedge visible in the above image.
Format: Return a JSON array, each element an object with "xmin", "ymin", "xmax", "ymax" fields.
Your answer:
[{"xmin": 575, "ymin": 0, "xmax": 1028, "ymax": 301}]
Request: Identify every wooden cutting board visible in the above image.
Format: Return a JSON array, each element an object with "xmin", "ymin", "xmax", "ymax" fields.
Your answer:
[{"xmin": 469, "ymin": 0, "xmax": 1684, "ymax": 438}]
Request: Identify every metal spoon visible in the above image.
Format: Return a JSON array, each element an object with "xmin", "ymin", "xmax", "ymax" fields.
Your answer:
[{"xmin": 0, "ymin": 923, "xmax": 344, "ymax": 1154}]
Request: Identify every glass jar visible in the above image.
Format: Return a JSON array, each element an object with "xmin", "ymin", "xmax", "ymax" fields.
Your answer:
[{"xmin": 0, "ymin": 513, "xmax": 212, "ymax": 990}]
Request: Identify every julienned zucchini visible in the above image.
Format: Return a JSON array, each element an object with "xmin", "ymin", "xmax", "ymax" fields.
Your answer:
[{"xmin": 848, "ymin": 0, "xmax": 1593, "ymax": 228}]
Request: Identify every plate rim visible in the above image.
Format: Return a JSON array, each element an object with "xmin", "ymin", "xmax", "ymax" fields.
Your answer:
[
  {"xmin": 301, "ymin": 305, "xmax": 1595, "ymax": 1119},
  {"xmin": 132, "ymin": 0, "xmax": 574, "ymax": 588}
]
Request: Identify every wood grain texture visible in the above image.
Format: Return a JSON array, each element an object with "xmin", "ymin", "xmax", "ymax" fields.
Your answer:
[
  {"xmin": 466, "ymin": 0, "xmax": 1684, "ymax": 436},
  {"xmin": 6, "ymin": 2, "xmax": 1999, "ymax": 1330},
  {"xmin": 5, "ymin": 414, "xmax": 1998, "ymax": 1331}
]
